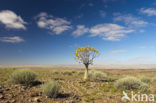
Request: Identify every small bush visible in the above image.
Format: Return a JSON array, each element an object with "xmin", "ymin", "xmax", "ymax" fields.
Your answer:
[
  {"xmin": 42, "ymin": 81, "xmax": 60, "ymax": 98},
  {"xmin": 114, "ymin": 76, "xmax": 149, "ymax": 92},
  {"xmin": 139, "ymin": 83, "xmax": 149, "ymax": 92},
  {"xmin": 9, "ymin": 69, "xmax": 36, "ymax": 85},
  {"xmin": 140, "ymin": 77, "xmax": 152, "ymax": 84},
  {"xmin": 88, "ymin": 70, "xmax": 107, "ymax": 80}
]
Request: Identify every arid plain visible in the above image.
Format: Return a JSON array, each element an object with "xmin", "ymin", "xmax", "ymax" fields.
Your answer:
[{"xmin": 0, "ymin": 65, "xmax": 156, "ymax": 103}]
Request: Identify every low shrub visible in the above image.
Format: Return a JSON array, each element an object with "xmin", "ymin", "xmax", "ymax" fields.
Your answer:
[
  {"xmin": 114, "ymin": 76, "xmax": 149, "ymax": 92},
  {"xmin": 140, "ymin": 77, "xmax": 152, "ymax": 84},
  {"xmin": 139, "ymin": 83, "xmax": 149, "ymax": 92},
  {"xmin": 9, "ymin": 69, "xmax": 36, "ymax": 85},
  {"xmin": 42, "ymin": 81, "xmax": 60, "ymax": 98},
  {"xmin": 88, "ymin": 70, "xmax": 107, "ymax": 80}
]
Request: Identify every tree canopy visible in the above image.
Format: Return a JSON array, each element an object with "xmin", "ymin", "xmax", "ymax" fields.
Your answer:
[{"xmin": 75, "ymin": 46, "xmax": 99, "ymax": 65}]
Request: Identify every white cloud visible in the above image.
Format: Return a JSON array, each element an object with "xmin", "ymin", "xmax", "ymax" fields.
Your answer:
[
  {"xmin": 111, "ymin": 49, "xmax": 127, "ymax": 54},
  {"xmin": 36, "ymin": 12, "xmax": 72, "ymax": 34},
  {"xmin": 99, "ymin": 10, "xmax": 106, "ymax": 17},
  {"xmin": 0, "ymin": 36, "xmax": 24, "ymax": 43},
  {"xmin": 0, "ymin": 10, "xmax": 26, "ymax": 29},
  {"xmin": 72, "ymin": 25, "xmax": 89, "ymax": 37},
  {"xmin": 140, "ymin": 8, "xmax": 156, "ymax": 16},
  {"xmin": 89, "ymin": 23, "xmax": 134, "ymax": 41},
  {"xmin": 113, "ymin": 14, "xmax": 148, "ymax": 27}
]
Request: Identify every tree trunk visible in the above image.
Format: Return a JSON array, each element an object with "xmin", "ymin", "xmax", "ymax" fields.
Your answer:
[{"xmin": 84, "ymin": 64, "xmax": 89, "ymax": 80}]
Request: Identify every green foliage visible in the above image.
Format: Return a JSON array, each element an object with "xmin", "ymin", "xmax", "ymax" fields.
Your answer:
[
  {"xmin": 140, "ymin": 77, "xmax": 152, "ymax": 84},
  {"xmin": 139, "ymin": 83, "xmax": 149, "ymax": 92},
  {"xmin": 88, "ymin": 70, "xmax": 107, "ymax": 80},
  {"xmin": 114, "ymin": 76, "xmax": 149, "ymax": 92},
  {"xmin": 42, "ymin": 81, "xmax": 60, "ymax": 98},
  {"xmin": 9, "ymin": 69, "xmax": 36, "ymax": 85},
  {"xmin": 75, "ymin": 46, "xmax": 99, "ymax": 64}
]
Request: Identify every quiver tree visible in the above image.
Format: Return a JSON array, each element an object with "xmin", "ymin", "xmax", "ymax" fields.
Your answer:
[{"xmin": 75, "ymin": 46, "xmax": 99, "ymax": 80}]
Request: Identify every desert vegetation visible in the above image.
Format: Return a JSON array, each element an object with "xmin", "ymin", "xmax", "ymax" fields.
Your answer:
[
  {"xmin": 0, "ymin": 68, "xmax": 156, "ymax": 103},
  {"xmin": 88, "ymin": 70, "xmax": 107, "ymax": 81},
  {"xmin": 0, "ymin": 46, "xmax": 155, "ymax": 102},
  {"xmin": 9, "ymin": 69, "xmax": 37, "ymax": 85},
  {"xmin": 114, "ymin": 76, "xmax": 149, "ymax": 92},
  {"xmin": 42, "ymin": 80, "xmax": 60, "ymax": 98},
  {"xmin": 75, "ymin": 46, "xmax": 99, "ymax": 80}
]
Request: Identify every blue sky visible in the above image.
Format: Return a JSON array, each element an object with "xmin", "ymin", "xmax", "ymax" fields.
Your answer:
[{"xmin": 0, "ymin": 0, "xmax": 156, "ymax": 65}]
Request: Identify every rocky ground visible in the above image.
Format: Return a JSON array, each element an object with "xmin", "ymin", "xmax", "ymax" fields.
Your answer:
[
  {"xmin": 0, "ymin": 69, "xmax": 156, "ymax": 103},
  {"xmin": 0, "ymin": 81, "xmax": 80, "ymax": 103}
]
